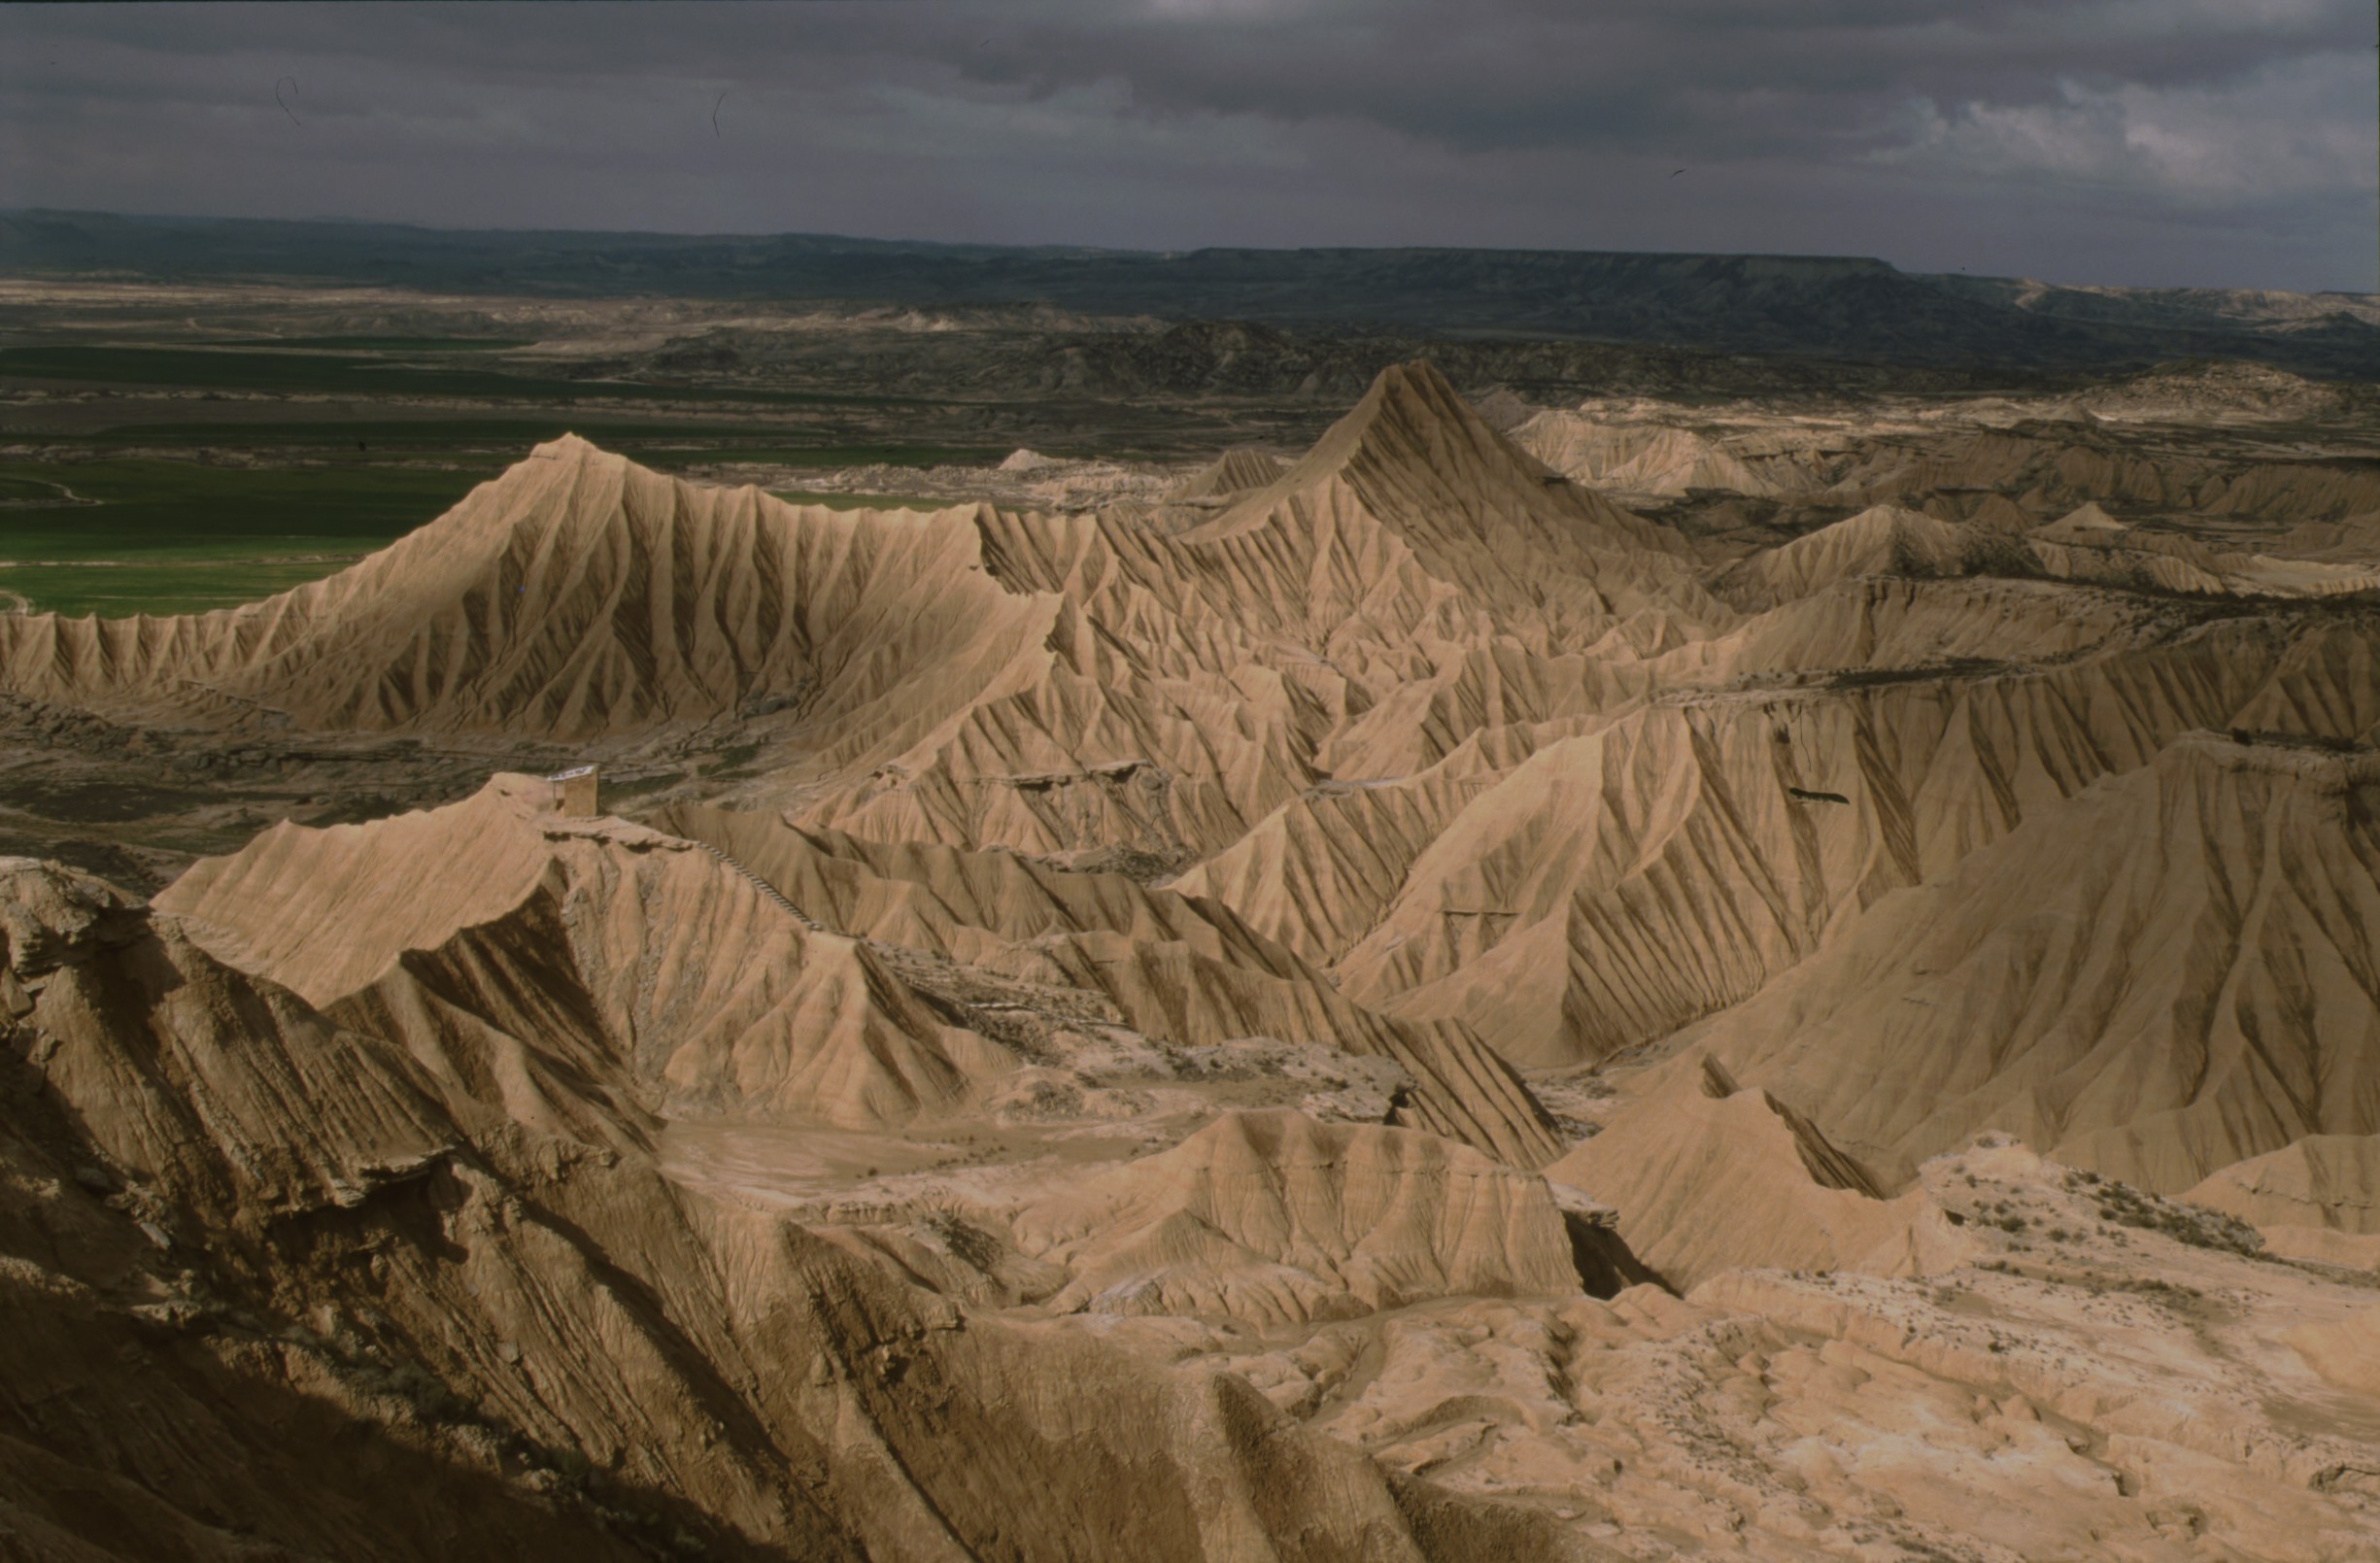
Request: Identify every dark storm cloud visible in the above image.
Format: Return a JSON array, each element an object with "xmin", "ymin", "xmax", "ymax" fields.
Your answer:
[
  {"xmin": 929, "ymin": 0, "xmax": 2367, "ymax": 156},
  {"xmin": 0, "ymin": 0, "xmax": 2371, "ymax": 289}
]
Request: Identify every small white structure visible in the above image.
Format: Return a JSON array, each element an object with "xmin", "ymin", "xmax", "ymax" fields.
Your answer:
[{"xmin": 548, "ymin": 765, "xmax": 599, "ymax": 818}]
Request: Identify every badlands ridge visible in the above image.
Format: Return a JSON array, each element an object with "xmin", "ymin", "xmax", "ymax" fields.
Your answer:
[{"xmin": 4, "ymin": 363, "xmax": 2380, "ymax": 1560}]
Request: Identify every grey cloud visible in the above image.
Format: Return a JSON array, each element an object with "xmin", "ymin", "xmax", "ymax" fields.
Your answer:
[{"xmin": 0, "ymin": 0, "xmax": 2370, "ymax": 289}]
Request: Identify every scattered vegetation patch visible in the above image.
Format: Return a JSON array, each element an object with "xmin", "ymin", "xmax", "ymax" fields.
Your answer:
[
  {"xmin": 697, "ymin": 743, "xmax": 763, "ymax": 777},
  {"xmin": 768, "ymin": 489, "xmax": 940, "ymax": 511},
  {"xmin": 0, "ymin": 343, "xmax": 847, "ymax": 406},
  {"xmin": 2066, "ymin": 1172, "xmax": 2264, "ymax": 1257},
  {"xmin": 1825, "ymin": 656, "xmax": 2008, "ymax": 690}
]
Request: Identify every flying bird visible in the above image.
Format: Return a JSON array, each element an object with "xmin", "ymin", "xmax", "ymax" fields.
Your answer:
[{"xmin": 1669, "ymin": 168, "xmax": 1686, "ymax": 178}]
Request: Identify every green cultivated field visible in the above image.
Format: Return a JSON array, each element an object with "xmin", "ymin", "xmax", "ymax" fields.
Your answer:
[
  {"xmin": 0, "ymin": 560, "xmax": 391, "ymax": 619},
  {"xmin": 768, "ymin": 490, "xmax": 943, "ymax": 511},
  {"xmin": 0, "ymin": 457, "xmax": 501, "ymax": 615},
  {"xmin": 0, "ymin": 331, "xmax": 998, "ymax": 615},
  {"xmin": 0, "ymin": 442, "xmax": 993, "ymax": 615},
  {"xmin": 0, "ymin": 474, "xmax": 76, "ymax": 502},
  {"xmin": 0, "ymin": 458, "xmax": 506, "ymax": 561},
  {"xmin": 0, "ymin": 344, "xmax": 913, "ymax": 406}
]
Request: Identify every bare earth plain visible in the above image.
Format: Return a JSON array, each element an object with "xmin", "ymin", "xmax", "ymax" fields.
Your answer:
[{"xmin": 4, "ymin": 275, "xmax": 2380, "ymax": 1562}]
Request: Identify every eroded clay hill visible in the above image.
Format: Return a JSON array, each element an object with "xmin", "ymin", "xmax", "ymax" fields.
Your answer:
[
  {"xmin": 2, "ymin": 857, "xmax": 1593, "ymax": 1563},
  {"xmin": 0, "ymin": 442, "xmax": 1055, "ymax": 746},
  {"xmin": 1662, "ymin": 733, "xmax": 2380, "ymax": 1195},
  {"xmin": 0, "ymin": 364, "xmax": 1726, "ymax": 866},
  {"xmin": 8, "ymin": 359, "xmax": 2380, "ymax": 1561}
]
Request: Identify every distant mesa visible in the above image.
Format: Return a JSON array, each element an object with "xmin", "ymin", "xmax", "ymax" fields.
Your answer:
[{"xmin": 10, "ymin": 211, "xmax": 2375, "ymax": 377}]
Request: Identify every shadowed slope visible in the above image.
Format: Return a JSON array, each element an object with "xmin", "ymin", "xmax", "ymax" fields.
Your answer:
[{"xmin": 1, "ymin": 858, "xmax": 1601, "ymax": 1563}]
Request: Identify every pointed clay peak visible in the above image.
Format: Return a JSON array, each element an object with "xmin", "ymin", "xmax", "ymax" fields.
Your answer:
[
  {"xmin": 2047, "ymin": 500, "xmax": 2126, "ymax": 534},
  {"xmin": 1279, "ymin": 360, "xmax": 1519, "ymax": 480},
  {"xmin": 1211, "ymin": 360, "xmax": 1571, "ymax": 531},
  {"xmin": 525, "ymin": 430, "xmax": 612, "ymax": 464}
]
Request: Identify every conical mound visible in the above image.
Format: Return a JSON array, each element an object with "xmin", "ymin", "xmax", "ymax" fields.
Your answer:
[
  {"xmin": 0, "ymin": 436, "xmax": 1041, "ymax": 739},
  {"xmin": 1547, "ymin": 1062, "xmax": 1966, "ymax": 1290},
  {"xmin": 1176, "ymin": 360, "xmax": 1725, "ymax": 653},
  {"xmin": 1204, "ymin": 360, "xmax": 1689, "ymax": 561}
]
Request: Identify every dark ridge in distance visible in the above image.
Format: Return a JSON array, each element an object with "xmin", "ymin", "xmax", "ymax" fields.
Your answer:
[{"xmin": 7, "ymin": 210, "xmax": 2375, "ymax": 381}]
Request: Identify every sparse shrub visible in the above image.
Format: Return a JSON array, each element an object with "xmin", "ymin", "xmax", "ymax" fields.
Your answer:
[
  {"xmin": 553, "ymin": 1444, "xmax": 596, "ymax": 1491},
  {"xmin": 2109, "ymin": 1276, "xmax": 2204, "ymax": 1308},
  {"xmin": 2085, "ymin": 1180, "xmax": 2262, "ymax": 1257}
]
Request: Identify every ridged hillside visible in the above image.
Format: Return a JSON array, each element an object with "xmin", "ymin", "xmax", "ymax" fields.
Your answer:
[
  {"xmin": 155, "ymin": 776, "xmax": 1011, "ymax": 1131},
  {"xmin": 9, "ymin": 356, "xmax": 2380, "ymax": 1563},
  {"xmin": 1669, "ymin": 735, "xmax": 2380, "ymax": 1192},
  {"xmin": 1, "ymin": 858, "xmax": 1587, "ymax": 1563}
]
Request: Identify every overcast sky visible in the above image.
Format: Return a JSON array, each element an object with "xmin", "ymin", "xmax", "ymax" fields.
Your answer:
[{"xmin": 3, "ymin": 0, "xmax": 2373, "ymax": 292}]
